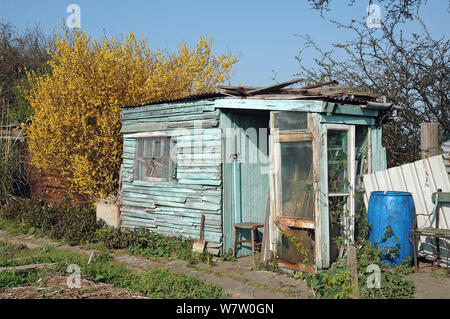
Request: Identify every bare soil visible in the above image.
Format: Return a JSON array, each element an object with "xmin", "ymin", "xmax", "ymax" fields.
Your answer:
[
  {"xmin": 405, "ymin": 261, "xmax": 450, "ymax": 299},
  {"xmin": 0, "ymin": 274, "xmax": 147, "ymax": 299}
]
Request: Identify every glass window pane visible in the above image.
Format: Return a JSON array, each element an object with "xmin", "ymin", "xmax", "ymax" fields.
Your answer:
[
  {"xmin": 273, "ymin": 112, "xmax": 308, "ymax": 131},
  {"xmin": 327, "ymin": 130, "xmax": 348, "ymax": 193},
  {"xmin": 135, "ymin": 137, "xmax": 174, "ymax": 181},
  {"xmin": 280, "ymin": 141, "xmax": 314, "ymax": 219},
  {"xmin": 355, "ymin": 126, "xmax": 368, "ymax": 161},
  {"xmin": 329, "ymin": 196, "xmax": 347, "ymax": 263},
  {"xmin": 279, "ymin": 229, "xmax": 314, "ymax": 265},
  {"xmin": 355, "ymin": 126, "xmax": 369, "ymax": 191}
]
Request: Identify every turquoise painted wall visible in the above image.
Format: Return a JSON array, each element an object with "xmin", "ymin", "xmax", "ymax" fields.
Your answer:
[
  {"xmin": 120, "ymin": 100, "xmax": 223, "ymax": 250},
  {"xmin": 220, "ymin": 110, "xmax": 270, "ymax": 257},
  {"xmin": 119, "ymin": 97, "xmax": 386, "ymax": 262}
]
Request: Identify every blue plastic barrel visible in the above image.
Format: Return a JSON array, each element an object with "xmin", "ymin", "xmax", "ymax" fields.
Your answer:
[{"xmin": 368, "ymin": 191, "xmax": 416, "ymax": 266}]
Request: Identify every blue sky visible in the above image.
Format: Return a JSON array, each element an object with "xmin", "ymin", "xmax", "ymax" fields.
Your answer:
[{"xmin": 1, "ymin": 0, "xmax": 448, "ymax": 86}]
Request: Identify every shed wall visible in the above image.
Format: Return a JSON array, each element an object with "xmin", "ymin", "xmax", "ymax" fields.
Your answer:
[{"xmin": 119, "ymin": 100, "xmax": 223, "ymax": 249}]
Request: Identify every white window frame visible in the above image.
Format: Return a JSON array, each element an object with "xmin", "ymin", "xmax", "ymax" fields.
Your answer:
[
  {"xmin": 133, "ymin": 135, "xmax": 177, "ymax": 182},
  {"xmin": 323, "ymin": 123, "xmax": 356, "ymax": 243}
]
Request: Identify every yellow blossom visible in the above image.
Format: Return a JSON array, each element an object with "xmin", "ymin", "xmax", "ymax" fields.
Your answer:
[{"xmin": 23, "ymin": 27, "xmax": 236, "ymax": 203}]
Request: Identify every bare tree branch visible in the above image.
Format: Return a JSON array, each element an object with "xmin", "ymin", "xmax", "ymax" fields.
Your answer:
[
  {"xmin": 307, "ymin": 0, "xmax": 430, "ymax": 23},
  {"xmin": 295, "ymin": 9, "xmax": 449, "ymax": 166}
]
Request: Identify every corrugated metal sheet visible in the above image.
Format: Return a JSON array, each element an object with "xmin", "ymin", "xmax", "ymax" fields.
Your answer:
[
  {"xmin": 442, "ymin": 140, "xmax": 450, "ymax": 176},
  {"xmin": 363, "ymin": 155, "xmax": 450, "ymax": 267},
  {"xmin": 118, "ymin": 81, "xmax": 383, "ymax": 110},
  {"xmin": 120, "ymin": 92, "xmax": 224, "ymax": 109}
]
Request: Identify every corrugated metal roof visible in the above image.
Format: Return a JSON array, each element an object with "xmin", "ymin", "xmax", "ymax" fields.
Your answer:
[
  {"xmin": 120, "ymin": 80, "xmax": 383, "ymax": 109},
  {"xmin": 120, "ymin": 92, "xmax": 224, "ymax": 109},
  {"xmin": 219, "ymin": 80, "xmax": 380, "ymax": 102}
]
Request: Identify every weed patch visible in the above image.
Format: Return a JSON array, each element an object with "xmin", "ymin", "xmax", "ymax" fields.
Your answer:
[
  {"xmin": 1, "ymin": 199, "xmax": 102, "ymax": 245},
  {"xmin": 292, "ymin": 201, "xmax": 415, "ymax": 299},
  {"xmin": 0, "ymin": 240, "xmax": 226, "ymax": 298},
  {"xmin": 0, "ymin": 199, "xmax": 215, "ymax": 265}
]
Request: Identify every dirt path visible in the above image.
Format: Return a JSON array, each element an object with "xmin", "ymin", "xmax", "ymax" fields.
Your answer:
[
  {"xmin": 405, "ymin": 266, "xmax": 450, "ymax": 299},
  {"xmin": 0, "ymin": 230, "xmax": 312, "ymax": 299}
]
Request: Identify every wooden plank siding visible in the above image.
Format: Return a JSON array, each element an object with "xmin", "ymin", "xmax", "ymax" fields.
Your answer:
[
  {"xmin": 119, "ymin": 100, "xmax": 224, "ymax": 249},
  {"xmin": 220, "ymin": 110, "xmax": 270, "ymax": 257},
  {"xmin": 118, "ymin": 96, "xmax": 387, "ymax": 267}
]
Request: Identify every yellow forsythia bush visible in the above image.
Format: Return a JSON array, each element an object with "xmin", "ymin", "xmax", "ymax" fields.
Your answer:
[{"xmin": 23, "ymin": 28, "xmax": 236, "ymax": 203}]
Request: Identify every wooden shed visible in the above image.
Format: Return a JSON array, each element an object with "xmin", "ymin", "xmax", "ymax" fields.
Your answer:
[{"xmin": 119, "ymin": 80, "xmax": 399, "ymax": 271}]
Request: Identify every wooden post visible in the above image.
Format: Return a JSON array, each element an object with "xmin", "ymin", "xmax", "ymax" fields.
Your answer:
[
  {"xmin": 262, "ymin": 188, "xmax": 271, "ymax": 262},
  {"xmin": 421, "ymin": 123, "xmax": 440, "ymax": 159},
  {"xmin": 347, "ymin": 245, "xmax": 359, "ymax": 299}
]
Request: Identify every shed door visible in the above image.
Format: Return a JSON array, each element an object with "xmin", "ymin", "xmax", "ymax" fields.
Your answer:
[
  {"xmin": 222, "ymin": 110, "xmax": 270, "ymax": 257},
  {"xmin": 272, "ymin": 111, "xmax": 316, "ymax": 271}
]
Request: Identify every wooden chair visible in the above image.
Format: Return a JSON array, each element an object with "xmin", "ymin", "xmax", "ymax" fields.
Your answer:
[
  {"xmin": 233, "ymin": 222, "xmax": 264, "ymax": 258},
  {"xmin": 412, "ymin": 190, "xmax": 450, "ymax": 271}
]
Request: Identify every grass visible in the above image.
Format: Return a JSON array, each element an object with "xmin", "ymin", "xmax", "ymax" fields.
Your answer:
[
  {"xmin": 0, "ymin": 240, "xmax": 228, "ymax": 298},
  {"xmin": 0, "ymin": 202, "xmax": 229, "ymax": 298},
  {"xmin": 290, "ymin": 242, "xmax": 416, "ymax": 299},
  {"xmin": 433, "ymin": 268, "xmax": 450, "ymax": 278},
  {"xmin": 0, "ymin": 241, "xmax": 55, "ymax": 288},
  {"xmin": 0, "ymin": 219, "xmax": 28, "ymax": 235}
]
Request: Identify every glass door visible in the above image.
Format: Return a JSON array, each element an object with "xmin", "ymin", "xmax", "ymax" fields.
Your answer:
[{"xmin": 271, "ymin": 111, "xmax": 316, "ymax": 271}]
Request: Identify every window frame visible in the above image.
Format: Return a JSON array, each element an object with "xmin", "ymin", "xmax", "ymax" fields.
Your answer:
[{"xmin": 133, "ymin": 135, "xmax": 177, "ymax": 182}]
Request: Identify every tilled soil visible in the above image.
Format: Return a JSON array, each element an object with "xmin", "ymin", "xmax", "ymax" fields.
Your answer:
[{"xmin": 0, "ymin": 274, "xmax": 147, "ymax": 299}]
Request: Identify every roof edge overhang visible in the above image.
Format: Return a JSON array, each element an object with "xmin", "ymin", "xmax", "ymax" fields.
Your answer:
[{"xmin": 118, "ymin": 80, "xmax": 400, "ymax": 126}]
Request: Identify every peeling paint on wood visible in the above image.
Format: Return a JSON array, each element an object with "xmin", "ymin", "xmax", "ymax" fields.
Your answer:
[
  {"xmin": 120, "ymin": 96, "xmax": 387, "ymax": 262},
  {"xmin": 120, "ymin": 98, "xmax": 224, "ymax": 247}
]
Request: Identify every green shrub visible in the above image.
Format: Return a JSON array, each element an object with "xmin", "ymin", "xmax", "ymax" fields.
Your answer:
[
  {"xmin": 1, "ymin": 198, "xmax": 104, "ymax": 245},
  {"xmin": 94, "ymin": 226, "xmax": 131, "ymax": 249},
  {"xmin": 294, "ymin": 201, "xmax": 415, "ymax": 299},
  {"xmin": 220, "ymin": 248, "xmax": 237, "ymax": 262},
  {"xmin": 310, "ymin": 263, "xmax": 356, "ymax": 299},
  {"xmin": 126, "ymin": 228, "xmax": 177, "ymax": 257},
  {"xmin": 357, "ymin": 240, "xmax": 414, "ymax": 299},
  {"xmin": 0, "ymin": 199, "xmax": 216, "ymax": 265},
  {"xmin": 296, "ymin": 241, "xmax": 415, "ymax": 299}
]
